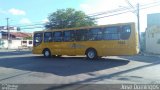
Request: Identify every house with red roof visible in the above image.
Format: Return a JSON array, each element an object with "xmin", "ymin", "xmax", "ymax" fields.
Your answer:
[{"xmin": 0, "ymin": 31, "xmax": 33, "ymax": 49}]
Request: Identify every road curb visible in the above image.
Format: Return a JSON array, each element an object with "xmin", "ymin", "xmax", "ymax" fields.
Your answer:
[{"xmin": 141, "ymin": 53, "xmax": 160, "ymax": 58}]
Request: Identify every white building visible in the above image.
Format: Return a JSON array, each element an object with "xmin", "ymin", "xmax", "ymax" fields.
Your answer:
[
  {"xmin": 0, "ymin": 29, "xmax": 33, "ymax": 49},
  {"xmin": 146, "ymin": 13, "xmax": 160, "ymax": 54},
  {"xmin": 146, "ymin": 26, "xmax": 160, "ymax": 54},
  {"xmin": 0, "ymin": 39, "xmax": 33, "ymax": 49}
]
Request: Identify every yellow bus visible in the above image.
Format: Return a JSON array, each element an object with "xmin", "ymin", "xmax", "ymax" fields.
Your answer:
[{"xmin": 32, "ymin": 22, "xmax": 139, "ymax": 59}]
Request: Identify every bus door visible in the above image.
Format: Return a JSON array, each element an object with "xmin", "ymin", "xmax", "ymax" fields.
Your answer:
[
  {"xmin": 33, "ymin": 32, "xmax": 43, "ymax": 54},
  {"xmin": 61, "ymin": 30, "xmax": 76, "ymax": 55}
]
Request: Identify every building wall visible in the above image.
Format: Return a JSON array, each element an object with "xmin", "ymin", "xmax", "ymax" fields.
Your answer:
[
  {"xmin": 147, "ymin": 13, "xmax": 160, "ymax": 27},
  {"xmin": 146, "ymin": 13, "xmax": 160, "ymax": 54},
  {"xmin": 0, "ymin": 39, "xmax": 7, "ymax": 48},
  {"xmin": 0, "ymin": 39, "xmax": 33, "ymax": 49},
  {"xmin": 146, "ymin": 26, "xmax": 160, "ymax": 54}
]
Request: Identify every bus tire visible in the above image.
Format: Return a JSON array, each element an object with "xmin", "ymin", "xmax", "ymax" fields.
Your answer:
[
  {"xmin": 86, "ymin": 48, "xmax": 97, "ymax": 60},
  {"xmin": 43, "ymin": 49, "xmax": 51, "ymax": 58}
]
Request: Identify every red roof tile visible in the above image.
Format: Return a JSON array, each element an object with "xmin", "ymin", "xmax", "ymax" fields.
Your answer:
[{"xmin": 10, "ymin": 32, "xmax": 32, "ymax": 38}]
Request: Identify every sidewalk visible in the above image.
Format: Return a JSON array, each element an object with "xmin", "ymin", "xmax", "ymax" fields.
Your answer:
[
  {"xmin": 0, "ymin": 48, "xmax": 31, "ymax": 52},
  {"xmin": 141, "ymin": 52, "xmax": 160, "ymax": 58},
  {"xmin": 0, "ymin": 48, "xmax": 16, "ymax": 52}
]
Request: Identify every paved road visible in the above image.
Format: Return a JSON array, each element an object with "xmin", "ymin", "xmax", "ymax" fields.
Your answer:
[{"xmin": 0, "ymin": 50, "xmax": 160, "ymax": 89}]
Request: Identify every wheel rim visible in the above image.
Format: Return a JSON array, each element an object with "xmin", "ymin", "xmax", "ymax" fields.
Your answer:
[
  {"xmin": 88, "ymin": 50, "xmax": 95, "ymax": 59},
  {"xmin": 45, "ymin": 50, "xmax": 49, "ymax": 57}
]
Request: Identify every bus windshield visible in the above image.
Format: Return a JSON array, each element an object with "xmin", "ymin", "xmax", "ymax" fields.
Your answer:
[{"xmin": 34, "ymin": 33, "xmax": 43, "ymax": 46}]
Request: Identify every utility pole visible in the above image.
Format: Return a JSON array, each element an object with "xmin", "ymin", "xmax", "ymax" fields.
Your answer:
[
  {"xmin": 125, "ymin": 0, "xmax": 141, "ymax": 53},
  {"xmin": 137, "ymin": 3, "xmax": 141, "ymax": 53},
  {"xmin": 6, "ymin": 18, "xmax": 10, "ymax": 49}
]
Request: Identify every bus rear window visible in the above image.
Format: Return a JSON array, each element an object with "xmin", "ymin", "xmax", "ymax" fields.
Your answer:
[{"xmin": 120, "ymin": 25, "xmax": 131, "ymax": 40}]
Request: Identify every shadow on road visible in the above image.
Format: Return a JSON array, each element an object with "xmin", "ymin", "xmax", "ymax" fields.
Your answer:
[
  {"xmin": 0, "ymin": 55, "xmax": 129, "ymax": 76},
  {"xmin": 45, "ymin": 58, "xmax": 160, "ymax": 90}
]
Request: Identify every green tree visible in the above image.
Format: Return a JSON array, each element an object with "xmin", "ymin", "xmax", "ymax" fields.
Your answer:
[
  {"xmin": 45, "ymin": 8, "xmax": 96, "ymax": 29},
  {"xmin": 24, "ymin": 36, "xmax": 33, "ymax": 40}
]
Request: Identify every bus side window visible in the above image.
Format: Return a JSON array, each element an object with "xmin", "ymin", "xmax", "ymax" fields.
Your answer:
[
  {"xmin": 63, "ymin": 30, "xmax": 75, "ymax": 42},
  {"xmin": 120, "ymin": 25, "xmax": 131, "ymax": 40},
  {"xmin": 88, "ymin": 28, "xmax": 102, "ymax": 41},
  {"xmin": 53, "ymin": 31, "xmax": 62, "ymax": 42},
  {"xmin": 44, "ymin": 32, "xmax": 52, "ymax": 42},
  {"xmin": 76, "ymin": 29, "xmax": 88, "ymax": 41},
  {"xmin": 103, "ymin": 26, "xmax": 120, "ymax": 40}
]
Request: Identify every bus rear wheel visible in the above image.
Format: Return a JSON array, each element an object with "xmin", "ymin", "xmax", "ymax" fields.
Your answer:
[
  {"xmin": 43, "ymin": 49, "xmax": 51, "ymax": 58},
  {"xmin": 86, "ymin": 49, "xmax": 97, "ymax": 60}
]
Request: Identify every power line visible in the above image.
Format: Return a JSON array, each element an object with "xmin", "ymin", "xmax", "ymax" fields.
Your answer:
[
  {"xmin": 88, "ymin": 8, "xmax": 130, "ymax": 17},
  {"xmin": 89, "ymin": 1, "xmax": 160, "ymax": 19},
  {"xmin": 12, "ymin": 1, "xmax": 160, "ymax": 30},
  {"xmin": 20, "ymin": 3, "xmax": 160, "ymax": 30},
  {"xmin": 19, "ymin": 23, "xmax": 45, "ymax": 27},
  {"xmin": 91, "ymin": 1, "xmax": 160, "ymax": 19},
  {"xmin": 20, "ymin": 26, "xmax": 44, "ymax": 30},
  {"xmin": 125, "ymin": 0, "xmax": 135, "ymax": 8}
]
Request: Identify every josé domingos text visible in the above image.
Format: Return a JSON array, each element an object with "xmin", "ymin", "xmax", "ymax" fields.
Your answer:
[{"xmin": 121, "ymin": 84, "xmax": 160, "ymax": 90}]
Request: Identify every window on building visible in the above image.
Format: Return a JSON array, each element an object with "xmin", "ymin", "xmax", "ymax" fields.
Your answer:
[
  {"xmin": 53, "ymin": 31, "xmax": 62, "ymax": 42},
  {"xmin": 63, "ymin": 30, "xmax": 75, "ymax": 42},
  {"xmin": 29, "ymin": 41, "xmax": 32, "ymax": 44},
  {"xmin": 44, "ymin": 32, "xmax": 52, "ymax": 42},
  {"xmin": 22, "ymin": 41, "xmax": 27, "ymax": 43}
]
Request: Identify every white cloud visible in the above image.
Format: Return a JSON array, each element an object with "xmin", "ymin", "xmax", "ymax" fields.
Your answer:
[
  {"xmin": 42, "ymin": 18, "xmax": 49, "ymax": 23},
  {"xmin": 80, "ymin": 0, "xmax": 127, "ymax": 14},
  {"xmin": 80, "ymin": 0, "xmax": 135, "ymax": 26},
  {"xmin": 79, "ymin": 0, "xmax": 160, "ymax": 32},
  {"xmin": 8, "ymin": 8, "xmax": 26, "ymax": 15},
  {"xmin": 20, "ymin": 18, "xmax": 31, "ymax": 24}
]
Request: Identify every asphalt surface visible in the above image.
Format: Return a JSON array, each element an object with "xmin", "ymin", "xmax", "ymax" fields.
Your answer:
[{"xmin": 0, "ymin": 50, "xmax": 160, "ymax": 89}]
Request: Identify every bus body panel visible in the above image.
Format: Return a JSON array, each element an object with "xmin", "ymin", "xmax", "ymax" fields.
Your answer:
[
  {"xmin": 61, "ymin": 42, "xmax": 76, "ymax": 55},
  {"xmin": 32, "ymin": 22, "xmax": 139, "ymax": 57}
]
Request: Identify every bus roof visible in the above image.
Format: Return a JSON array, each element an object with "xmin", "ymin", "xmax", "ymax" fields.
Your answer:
[{"xmin": 34, "ymin": 22, "xmax": 135, "ymax": 33}]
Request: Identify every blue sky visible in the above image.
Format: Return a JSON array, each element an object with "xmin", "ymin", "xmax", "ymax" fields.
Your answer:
[
  {"xmin": 0, "ymin": 0, "xmax": 160, "ymax": 32},
  {"xmin": 0, "ymin": 0, "xmax": 85, "ymax": 32},
  {"xmin": 0, "ymin": 0, "xmax": 85, "ymax": 21}
]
